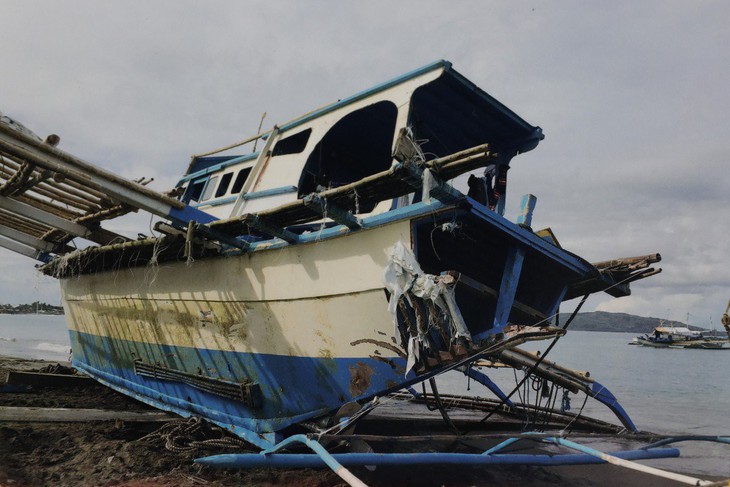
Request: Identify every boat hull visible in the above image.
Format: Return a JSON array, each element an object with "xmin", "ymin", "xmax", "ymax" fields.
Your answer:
[
  {"xmin": 62, "ymin": 219, "xmax": 415, "ymax": 446},
  {"xmin": 59, "ymin": 202, "xmax": 599, "ymax": 446},
  {"xmin": 634, "ymin": 338, "xmax": 728, "ymax": 349}
]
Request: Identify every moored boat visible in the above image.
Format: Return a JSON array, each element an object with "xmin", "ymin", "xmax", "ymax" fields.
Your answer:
[{"xmin": 632, "ymin": 323, "xmax": 729, "ymax": 349}]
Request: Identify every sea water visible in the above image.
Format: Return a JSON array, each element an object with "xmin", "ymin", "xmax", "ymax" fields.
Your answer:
[
  {"xmin": 0, "ymin": 314, "xmax": 70, "ymax": 362},
  {"xmin": 437, "ymin": 331, "xmax": 730, "ymax": 477},
  {"xmin": 0, "ymin": 315, "xmax": 727, "ymax": 476}
]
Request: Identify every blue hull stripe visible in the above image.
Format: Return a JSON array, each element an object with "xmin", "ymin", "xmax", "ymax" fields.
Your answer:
[{"xmin": 69, "ymin": 330, "xmax": 406, "ymax": 438}]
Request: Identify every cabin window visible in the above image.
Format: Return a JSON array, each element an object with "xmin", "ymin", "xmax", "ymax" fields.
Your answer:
[
  {"xmin": 272, "ymin": 129, "xmax": 312, "ymax": 156},
  {"xmin": 231, "ymin": 167, "xmax": 252, "ymax": 194},
  {"xmin": 215, "ymin": 172, "xmax": 233, "ymax": 198},
  {"xmin": 183, "ymin": 179, "xmax": 206, "ymax": 203},
  {"xmin": 200, "ymin": 176, "xmax": 218, "ymax": 201},
  {"xmin": 298, "ymin": 101, "xmax": 397, "ymax": 212}
]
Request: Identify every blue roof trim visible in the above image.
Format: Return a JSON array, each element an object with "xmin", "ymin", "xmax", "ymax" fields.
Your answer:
[
  {"xmin": 277, "ymin": 60, "xmax": 451, "ymax": 134},
  {"xmin": 191, "ymin": 186, "xmax": 298, "ymax": 209},
  {"xmin": 178, "ymin": 152, "xmax": 259, "ymax": 185}
]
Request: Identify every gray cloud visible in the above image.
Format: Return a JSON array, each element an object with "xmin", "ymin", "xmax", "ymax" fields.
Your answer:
[{"xmin": 1, "ymin": 1, "xmax": 728, "ymax": 325}]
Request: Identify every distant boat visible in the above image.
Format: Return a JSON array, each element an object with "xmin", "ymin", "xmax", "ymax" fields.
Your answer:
[{"xmin": 631, "ymin": 323, "xmax": 729, "ymax": 349}]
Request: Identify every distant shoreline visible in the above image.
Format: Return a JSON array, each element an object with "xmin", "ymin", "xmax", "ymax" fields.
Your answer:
[
  {"xmin": 0, "ymin": 303, "xmax": 64, "ymax": 315},
  {"xmin": 0, "ymin": 311, "xmax": 64, "ymax": 316}
]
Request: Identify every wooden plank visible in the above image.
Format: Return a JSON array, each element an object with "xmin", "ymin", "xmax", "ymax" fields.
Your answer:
[
  {"xmin": 0, "ymin": 406, "xmax": 173, "ymax": 423},
  {"xmin": 3, "ymin": 369, "xmax": 90, "ymax": 388}
]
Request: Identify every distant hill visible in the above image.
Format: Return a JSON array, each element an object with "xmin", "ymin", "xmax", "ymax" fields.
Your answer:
[{"xmin": 567, "ymin": 311, "xmax": 707, "ymax": 333}]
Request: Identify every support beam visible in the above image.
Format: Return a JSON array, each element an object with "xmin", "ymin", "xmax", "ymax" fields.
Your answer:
[
  {"xmin": 0, "ymin": 235, "xmax": 50, "ymax": 262},
  {"xmin": 0, "ymin": 223, "xmax": 56, "ymax": 252},
  {"xmin": 402, "ymin": 163, "xmax": 462, "ymax": 204},
  {"xmin": 241, "ymin": 214, "xmax": 299, "ymax": 244},
  {"xmin": 230, "ymin": 126, "xmax": 280, "ymax": 218},
  {"xmin": 516, "ymin": 194, "xmax": 537, "ymax": 227},
  {"xmin": 303, "ymin": 193, "xmax": 362, "ymax": 229},
  {"xmin": 492, "ymin": 246, "xmax": 526, "ymax": 334},
  {"xmin": 192, "ymin": 221, "xmax": 251, "ymax": 250},
  {"xmin": 0, "ymin": 195, "xmax": 89, "ymax": 237}
]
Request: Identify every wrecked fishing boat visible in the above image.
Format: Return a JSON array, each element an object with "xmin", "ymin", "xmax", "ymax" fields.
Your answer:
[{"xmin": 6, "ymin": 61, "xmax": 725, "ymax": 485}]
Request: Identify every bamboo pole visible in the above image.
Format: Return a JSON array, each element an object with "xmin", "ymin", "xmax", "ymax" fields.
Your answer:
[
  {"xmin": 0, "ymin": 165, "xmax": 96, "ymax": 213},
  {"xmin": 426, "ymin": 143, "xmax": 490, "ymax": 169},
  {"xmin": 0, "ymin": 208, "xmax": 51, "ymax": 233},
  {"xmin": 0, "ymin": 161, "xmax": 36, "ymax": 196},
  {"xmin": 16, "ymin": 194, "xmax": 83, "ymax": 219},
  {"xmin": 0, "ymin": 164, "xmax": 105, "ymax": 211},
  {"xmin": 0, "ymin": 215, "xmax": 47, "ymax": 236},
  {"xmin": 0, "ymin": 123, "xmax": 185, "ymax": 210}
]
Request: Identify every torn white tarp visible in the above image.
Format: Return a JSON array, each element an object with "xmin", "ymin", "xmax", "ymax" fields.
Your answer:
[
  {"xmin": 383, "ymin": 240, "xmax": 472, "ymax": 376},
  {"xmin": 421, "ymin": 168, "xmax": 439, "ymax": 205}
]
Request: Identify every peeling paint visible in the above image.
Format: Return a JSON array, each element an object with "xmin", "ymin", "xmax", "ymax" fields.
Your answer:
[{"xmin": 348, "ymin": 361, "xmax": 374, "ymax": 397}]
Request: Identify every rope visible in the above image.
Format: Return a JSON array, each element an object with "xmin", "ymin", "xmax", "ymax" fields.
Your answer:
[
  {"xmin": 474, "ymin": 293, "xmax": 590, "ymax": 427},
  {"xmin": 138, "ymin": 417, "xmax": 249, "ymax": 454},
  {"xmin": 560, "ymin": 391, "xmax": 590, "ymax": 435}
]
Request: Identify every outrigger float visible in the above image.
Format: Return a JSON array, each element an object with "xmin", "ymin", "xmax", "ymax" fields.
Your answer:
[{"xmin": 1, "ymin": 61, "xmax": 727, "ymax": 485}]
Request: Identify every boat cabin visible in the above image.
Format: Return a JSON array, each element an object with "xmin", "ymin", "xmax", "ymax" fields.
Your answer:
[{"xmin": 174, "ymin": 60, "xmax": 543, "ymax": 221}]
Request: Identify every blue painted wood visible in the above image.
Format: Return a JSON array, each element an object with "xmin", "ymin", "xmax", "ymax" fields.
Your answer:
[
  {"xmin": 546, "ymin": 285, "xmax": 568, "ymax": 325},
  {"xmin": 190, "ymin": 186, "xmax": 298, "ymax": 208},
  {"xmin": 516, "ymin": 194, "xmax": 537, "ymax": 227},
  {"xmin": 277, "ymin": 60, "xmax": 451, "ymax": 134},
  {"xmin": 167, "ymin": 205, "xmax": 218, "ymax": 225},
  {"xmin": 178, "ymin": 152, "xmax": 259, "ymax": 184},
  {"xmin": 194, "ymin": 447, "xmax": 679, "ymax": 468},
  {"xmin": 467, "ymin": 197, "xmax": 592, "ymax": 276},
  {"xmin": 462, "ymin": 367, "xmax": 515, "ymax": 408},
  {"xmin": 590, "ymin": 381, "xmax": 638, "ymax": 432},
  {"xmin": 492, "ymin": 246, "xmax": 526, "ymax": 334},
  {"xmin": 243, "ymin": 185, "xmax": 298, "ymax": 200}
]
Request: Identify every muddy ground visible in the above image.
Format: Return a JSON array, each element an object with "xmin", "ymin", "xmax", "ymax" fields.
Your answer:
[{"xmin": 0, "ymin": 356, "xmax": 717, "ymax": 486}]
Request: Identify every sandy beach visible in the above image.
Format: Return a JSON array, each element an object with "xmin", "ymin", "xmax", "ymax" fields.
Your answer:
[{"xmin": 0, "ymin": 355, "xmax": 722, "ymax": 487}]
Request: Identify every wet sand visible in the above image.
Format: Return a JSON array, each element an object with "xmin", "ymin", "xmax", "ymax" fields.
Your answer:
[{"xmin": 0, "ymin": 356, "xmax": 719, "ymax": 486}]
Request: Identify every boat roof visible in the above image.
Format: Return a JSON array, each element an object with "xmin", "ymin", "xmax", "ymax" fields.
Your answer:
[
  {"xmin": 185, "ymin": 60, "xmax": 543, "ymax": 177},
  {"xmin": 655, "ymin": 326, "xmax": 697, "ymax": 334}
]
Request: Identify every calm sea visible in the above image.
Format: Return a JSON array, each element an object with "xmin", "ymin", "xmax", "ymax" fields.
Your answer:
[
  {"xmin": 0, "ymin": 313, "xmax": 70, "ymax": 362},
  {"xmin": 437, "ymin": 330, "xmax": 730, "ymax": 477},
  {"xmin": 0, "ymin": 315, "xmax": 727, "ymax": 476}
]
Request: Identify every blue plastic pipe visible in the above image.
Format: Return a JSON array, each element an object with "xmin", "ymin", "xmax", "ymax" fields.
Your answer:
[{"xmin": 195, "ymin": 447, "xmax": 679, "ymax": 468}]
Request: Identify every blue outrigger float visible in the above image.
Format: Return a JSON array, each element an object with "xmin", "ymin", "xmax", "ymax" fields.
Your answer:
[{"xmin": 0, "ymin": 61, "xmax": 727, "ymax": 485}]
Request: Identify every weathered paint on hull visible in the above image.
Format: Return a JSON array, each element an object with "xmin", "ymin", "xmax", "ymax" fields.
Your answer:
[
  {"xmin": 69, "ymin": 329, "xmax": 405, "ymax": 447},
  {"xmin": 61, "ymin": 220, "xmax": 413, "ymax": 446},
  {"xmin": 58, "ymin": 202, "xmax": 598, "ymax": 446}
]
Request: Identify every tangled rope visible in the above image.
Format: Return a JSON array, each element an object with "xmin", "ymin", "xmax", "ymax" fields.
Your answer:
[{"xmin": 138, "ymin": 417, "xmax": 250, "ymax": 453}]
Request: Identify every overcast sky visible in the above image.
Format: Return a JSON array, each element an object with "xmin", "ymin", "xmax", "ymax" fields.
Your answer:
[{"xmin": 1, "ymin": 1, "xmax": 728, "ymax": 326}]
